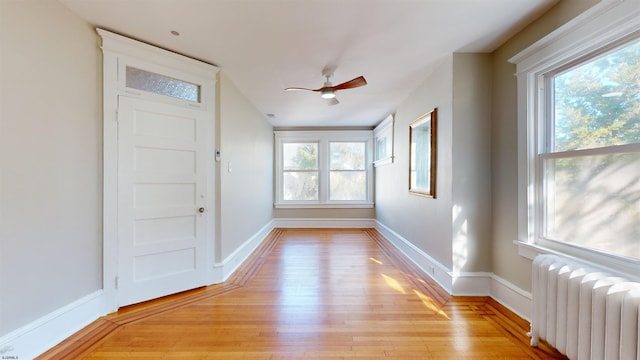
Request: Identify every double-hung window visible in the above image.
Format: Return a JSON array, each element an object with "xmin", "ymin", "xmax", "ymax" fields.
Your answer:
[
  {"xmin": 275, "ymin": 130, "xmax": 373, "ymax": 208},
  {"xmin": 542, "ymin": 38, "xmax": 640, "ymax": 260},
  {"xmin": 511, "ymin": 0, "xmax": 640, "ymax": 275}
]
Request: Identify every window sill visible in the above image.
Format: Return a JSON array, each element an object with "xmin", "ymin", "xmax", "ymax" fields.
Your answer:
[
  {"xmin": 373, "ymin": 156, "xmax": 394, "ymax": 167},
  {"xmin": 274, "ymin": 202, "xmax": 374, "ymax": 209},
  {"xmin": 514, "ymin": 240, "xmax": 640, "ymax": 281}
]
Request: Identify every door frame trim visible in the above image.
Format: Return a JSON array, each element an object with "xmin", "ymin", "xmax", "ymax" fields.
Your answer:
[{"xmin": 98, "ymin": 29, "xmax": 218, "ymax": 311}]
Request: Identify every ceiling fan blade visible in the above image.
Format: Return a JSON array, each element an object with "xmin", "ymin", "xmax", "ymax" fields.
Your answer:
[
  {"xmin": 285, "ymin": 74, "xmax": 366, "ymax": 102},
  {"xmin": 284, "ymin": 87, "xmax": 320, "ymax": 92},
  {"xmin": 332, "ymin": 76, "xmax": 367, "ymax": 91}
]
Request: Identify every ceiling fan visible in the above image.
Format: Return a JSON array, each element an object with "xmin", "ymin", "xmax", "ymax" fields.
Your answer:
[{"xmin": 285, "ymin": 72, "xmax": 367, "ymax": 105}]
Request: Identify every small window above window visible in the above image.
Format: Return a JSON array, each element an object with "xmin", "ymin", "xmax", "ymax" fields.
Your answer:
[
  {"xmin": 373, "ymin": 114, "xmax": 394, "ymax": 167},
  {"xmin": 126, "ymin": 66, "xmax": 201, "ymax": 103}
]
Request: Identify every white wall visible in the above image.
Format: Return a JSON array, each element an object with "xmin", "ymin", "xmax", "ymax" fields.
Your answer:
[
  {"xmin": 218, "ymin": 73, "xmax": 274, "ymax": 261},
  {"xmin": 0, "ymin": 0, "xmax": 102, "ymax": 337}
]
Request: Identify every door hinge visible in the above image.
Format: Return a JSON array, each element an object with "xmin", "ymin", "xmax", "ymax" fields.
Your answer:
[{"xmin": 115, "ymin": 276, "xmax": 119, "ymax": 289}]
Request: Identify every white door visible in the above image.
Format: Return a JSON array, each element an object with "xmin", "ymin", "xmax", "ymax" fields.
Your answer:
[{"xmin": 117, "ymin": 96, "xmax": 209, "ymax": 306}]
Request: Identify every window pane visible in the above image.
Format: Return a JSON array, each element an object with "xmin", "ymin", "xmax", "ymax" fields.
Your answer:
[
  {"xmin": 543, "ymin": 153, "xmax": 640, "ymax": 259},
  {"xmin": 330, "ymin": 172, "xmax": 366, "ymax": 200},
  {"xmin": 376, "ymin": 137, "xmax": 387, "ymax": 160},
  {"xmin": 283, "ymin": 172, "xmax": 318, "ymax": 200},
  {"xmin": 330, "ymin": 142, "xmax": 365, "ymax": 170},
  {"xmin": 553, "ymin": 39, "xmax": 640, "ymax": 152},
  {"xmin": 126, "ymin": 67, "xmax": 200, "ymax": 102},
  {"xmin": 283, "ymin": 143, "xmax": 318, "ymax": 170}
]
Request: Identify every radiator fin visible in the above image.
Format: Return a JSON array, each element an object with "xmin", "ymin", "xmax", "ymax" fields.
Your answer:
[{"xmin": 530, "ymin": 254, "xmax": 639, "ymax": 360}]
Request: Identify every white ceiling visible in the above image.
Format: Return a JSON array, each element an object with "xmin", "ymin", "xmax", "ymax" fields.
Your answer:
[{"xmin": 59, "ymin": 0, "xmax": 558, "ymax": 128}]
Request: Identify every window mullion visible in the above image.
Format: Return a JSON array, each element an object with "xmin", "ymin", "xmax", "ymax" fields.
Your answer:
[
  {"xmin": 541, "ymin": 143, "xmax": 640, "ymax": 159},
  {"xmin": 319, "ymin": 139, "xmax": 329, "ymax": 203}
]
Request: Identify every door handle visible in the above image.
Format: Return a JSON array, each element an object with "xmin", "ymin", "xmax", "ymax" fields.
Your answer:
[{"xmin": 198, "ymin": 207, "xmax": 205, "ymax": 213}]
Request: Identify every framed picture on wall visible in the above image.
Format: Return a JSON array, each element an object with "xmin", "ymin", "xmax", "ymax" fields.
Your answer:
[{"xmin": 409, "ymin": 108, "xmax": 437, "ymax": 197}]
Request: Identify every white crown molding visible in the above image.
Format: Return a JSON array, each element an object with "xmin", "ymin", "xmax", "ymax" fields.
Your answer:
[
  {"xmin": 97, "ymin": 28, "xmax": 217, "ymax": 75},
  {"xmin": 509, "ymin": 0, "xmax": 638, "ymax": 69}
]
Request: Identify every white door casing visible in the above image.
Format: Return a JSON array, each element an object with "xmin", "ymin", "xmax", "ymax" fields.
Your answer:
[
  {"xmin": 117, "ymin": 96, "xmax": 209, "ymax": 306},
  {"xmin": 99, "ymin": 29, "xmax": 217, "ymax": 311}
]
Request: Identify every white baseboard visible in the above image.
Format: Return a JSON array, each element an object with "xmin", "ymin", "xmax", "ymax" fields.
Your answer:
[
  {"xmin": 0, "ymin": 222, "xmax": 276, "ymax": 359},
  {"xmin": 1, "ymin": 223, "xmax": 533, "ymax": 360},
  {"xmin": 272, "ymin": 218, "xmax": 376, "ymax": 228},
  {"xmin": 375, "ymin": 220, "xmax": 532, "ymax": 321},
  {"xmin": 490, "ymin": 274, "xmax": 532, "ymax": 321},
  {"xmin": 211, "ymin": 221, "xmax": 274, "ymax": 283},
  {"xmin": 451, "ymin": 272, "xmax": 532, "ymax": 320},
  {"xmin": 374, "ymin": 221, "xmax": 453, "ymax": 293},
  {"xmin": 0, "ymin": 290, "xmax": 107, "ymax": 360},
  {"xmin": 451, "ymin": 272, "xmax": 493, "ymax": 295}
]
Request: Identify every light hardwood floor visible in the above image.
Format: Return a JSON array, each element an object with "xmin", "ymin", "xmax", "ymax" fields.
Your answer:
[{"xmin": 38, "ymin": 229, "xmax": 566, "ymax": 359}]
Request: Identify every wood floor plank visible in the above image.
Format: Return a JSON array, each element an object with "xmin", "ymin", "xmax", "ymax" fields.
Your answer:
[{"xmin": 37, "ymin": 228, "xmax": 566, "ymax": 359}]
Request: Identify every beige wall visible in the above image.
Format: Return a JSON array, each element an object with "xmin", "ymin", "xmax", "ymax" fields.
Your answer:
[
  {"xmin": 375, "ymin": 53, "xmax": 493, "ymax": 274},
  {"xmin": 376, "ymin": 56, "xmax": 455, "ymax": 269},
  {"xmin": 0, "ymin": 0, "xmax": 604, "ymax": 343},
  {"xmin": 0, "ymin": 0, "xmax": 275, "ymax": 340},
  {"xmin": 452, "ymin": 53, "xmax": 492, "ymax": 273},
  {"xmin": 218, "ymin": 73, "xmax": 274, "ymax": 260},
  {"xmin": 0, "ymin": 0, "xmax": 102, "ymax": 336},
  {"xmin": 490, "ymin": 0, "xmax": 600, "ymax": 290}
]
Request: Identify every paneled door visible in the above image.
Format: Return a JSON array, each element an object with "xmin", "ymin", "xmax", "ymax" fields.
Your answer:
[{"xmin": 117, "ymin": 96, "xmax": 208, "ymax": 306}]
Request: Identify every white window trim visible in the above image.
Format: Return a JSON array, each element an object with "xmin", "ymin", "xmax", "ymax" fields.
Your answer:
[
  {"xmin": 274, "ymin": 130, "xmax": 374, "ymax": 208},
  {"xmin": 373, "ymin": 114, "xmax": 395, "ymax": 167},
  {"xmin": 509, "ymin": 0, "xmax": 640, "ymax": 278},
  {"xmin": 99, "ymin": 30, "xmax": 215, "ymax": 111}
]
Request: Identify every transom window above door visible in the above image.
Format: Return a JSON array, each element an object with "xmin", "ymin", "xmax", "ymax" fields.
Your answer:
[{"xmin": 126, "ymin": 66, "xmax": 201, "ymax": 103}]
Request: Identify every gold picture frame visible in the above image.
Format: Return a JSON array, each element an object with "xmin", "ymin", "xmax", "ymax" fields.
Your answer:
[{"xmin": 409, "ymin": 108, "xmax": 437, "ymax": 197}]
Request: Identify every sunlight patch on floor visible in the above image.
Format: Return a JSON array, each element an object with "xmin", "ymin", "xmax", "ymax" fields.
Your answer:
[
  {"xmin": 381, "ymin": 273, "xmax": 406, "ymax": 294},
  {"xmin": 413, "ymin": 289, "xmax": 449, "ymax": 319}
]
